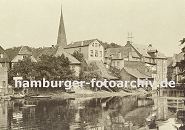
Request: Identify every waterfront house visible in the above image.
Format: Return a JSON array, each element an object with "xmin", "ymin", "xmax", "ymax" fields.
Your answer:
[
  {"xmin": 104, "ymin": 46, "xmax": 131, "ymax": 69},
  {"xmin": 124, "ymin": 41, "xmax": 167, "ymax": 86},
  {"xmin": 105, "ymin": 41, "xmax": 167, "ymax": 89},
  {"xmin": 64, "ymin": 39, "xmax": 104, "ymax": 62},
  {"xmin": 120, "ymin": 61, "xmax": 154, "ymax": 88},
  {"xmin": 0, "ymin": 46, "xmax": 10, "ymax": 96},
  {"xmin": 167, "ymin": 52, "xmax": 185, "ymax": 83},
  {"xmin": 63, "ymin": 39, "xmax": 117, "ymax": 79},
  {"xmin": 0, "ymin": 66, "xmax": 8, "ymax": 96},
  {"xmin": 0, "ymin": 46, "xmax": 10, "ymax": 68}
]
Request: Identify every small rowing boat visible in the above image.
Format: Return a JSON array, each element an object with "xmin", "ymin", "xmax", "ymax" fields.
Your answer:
[
  {"xmin": 30, "ymin": 95, "xmax": 51, "ymax": 99},
  {"xmin": 10, "ymin": 94, "xmax": 25, "ymax": 100}
]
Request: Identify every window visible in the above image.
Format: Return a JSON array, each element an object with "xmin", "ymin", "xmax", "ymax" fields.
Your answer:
[
  {"xmin": 0, "ymin": 54, "xmax": 3, "ymax": 58},
  {"xmin": 118, "ymin": 52, "xmax": 121, "ymax": 58},
  {"xmin": 95, "ymin": 43, "xmax": 98, "ymax": 47},
  {"xmin": 117, "ymin": 61, "xmax": 120, "ymax": 66},
  {"xmin": 99, "ymin": 51, "xmax": 102, "ymax": 57},
  {"xmin": 90, "ymin": 50, "xmax": 94, "ymax": 57},
  {"xmin": 92, "ymin": 43, "xmax": 94, "ymax": 47},
  {"xmin": 23, "ymin": 55, "xmax": 27, "ymax": 59},
  {"xmin": 115, "ymin": 61, "xmax": 117, "ymax": 66},
  {"xmin": 95, "ymin": 50, "xmax": 98, "ymax": 57}
]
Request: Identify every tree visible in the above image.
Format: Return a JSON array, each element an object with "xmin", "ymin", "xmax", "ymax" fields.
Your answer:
[
  {"xmin": 72, "ymin": 51, "xmax": 84, "ymax": 62},
  {"xmin": 8, "ymin": 54, "xmax": 76, "ymax": 89},
  {"xmin": 109, "ymin": 67, "xmax": 121, "ymax": 79},
  {"xmin": 8, "ymin": 58, "xmax": 36, "ymax": 84}
]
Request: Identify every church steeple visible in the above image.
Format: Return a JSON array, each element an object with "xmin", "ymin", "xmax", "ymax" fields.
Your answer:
[{"xmin": 57, "ymin": 4, "xmax": 67, "ymax": 48}]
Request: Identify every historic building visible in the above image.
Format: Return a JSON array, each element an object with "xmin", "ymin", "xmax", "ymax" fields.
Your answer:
[
  {"xmin": 167, "ymin": 52, "xmax": 185, "ymax": 83},
  {"xmin": 0, "ymin": 46, "xmax": 9, "ymax": 96},
  {"xmin": 0, "ymin": 46, "xmax": 10, "ymax": 68},
  {"xmin": 104, "ymin": 46, "xmax": 131, "ymax": 69},
  {"xmin": 54, "ymin": 5, "xmax": 81, "ymax": 77},
  {"xmin": 64, "ymin": 39, "xmax": 104, "ymax": 62},
  {"xmin": 125, "ymin": 42, "xmax": 167, "ymax": 86},
  {"xmin": 105, "ymin": 41, "xmax": 167, "ymax": 88},
  {"xmin": 0, "ymin": 67, "xmax": 8, "ymax": 96},
  {"xmin": 10, "ymin": 46, "xmax": 37, "ymax": 66}
]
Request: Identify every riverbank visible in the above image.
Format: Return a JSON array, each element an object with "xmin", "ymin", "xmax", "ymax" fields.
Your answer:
[
  {"xmin": 0, "ymin": 88, "xmax": 155, "ymax": 101},
  {"xmin": 40, "ymin": 88, "xmax": 153, "ymax": 100}
]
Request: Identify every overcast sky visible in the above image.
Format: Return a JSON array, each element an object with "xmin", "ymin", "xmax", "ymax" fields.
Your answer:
[{"xmin": 0, "ymin": 0, "xmax": 185, "ymax": 56}]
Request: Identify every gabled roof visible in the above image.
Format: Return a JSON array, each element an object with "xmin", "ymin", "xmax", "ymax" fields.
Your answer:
[
  {"xmin": 124, "ymin": 61, "xmax": 153, "ymax": 77},
  {"xmin": 18, "ymin": 46, "xmax": 32, "ymax": 55},
  {"xmin": 5, "ymin": 46, "xmax": 34, "ymax": 61},
  {"xmin": 55, "ymin": 46, "xmax": 81, "ymax": 65},
  {"xmin": 126, "ymin": 42, "xmax": 166, "ymax": 59},
  {"xmin": 5, "ymin": 47, "xmax": 21, "ymax": 61},
  {"xmin": 35, "ymin": 47, "xmax": 57, "ymax": 60},
  {"xmin": 64, "ymin": 39, "xmax": 99, "ymax": 49},
  {"xmin": 0, "ymin": 46, "xmax": 10, "ymax": 62},
  {"xmin": 171, "ymin": 52, "xmax": 184, "ymax": 67},
  {"xmin": 124, "ymin": 67, "xmax": 152, "ymax": 79},
  {"xmin": 105, "ymin": 47, "xmax": 131, "ymax": 59}
]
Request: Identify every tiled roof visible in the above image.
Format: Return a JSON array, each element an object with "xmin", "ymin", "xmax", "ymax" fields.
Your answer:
[
  {"xmin": 35, "ymin": 47, "xmax": 57, "ymax": 60},
  {"xmin": 126, "ymin": 43, "xmax": 166, "ymax": 59},
  {"xmin": 105, "ymin": 47, "xmax": 131, "ymax": 59},
  {"xmin": 6, "ymin": 46, "xmax": 80, "ymax": 65},
  {"xmin": 5, "ymin": 46, "xmax": 35, "ymax": 61},
  {"xmin": 0, "ymin": 46, "xmax": 10, "ymax": 62},
  {"xmin": 55, "ymin": 46, "xmax": 81, "ymax": 64},
  {"xmin": 64, "ymin": 39, "xmax": 98, "ymax": 49},
  {"xmin": 124, "ymin": 61, "xmax": 153, "ymax": 77},
  {"xmin": 171, "ymin": 52, "xmax": 184, "ymax": 67},
  {"xmin": 5, "ymin": 47, "xmax": 21, "ymax": 61},
  {"xmin": 124, "ymin": 67, "xmax": 152, "ymax": 79},
  {"xmin": 18, "ymin": 46, "xmax": 32, "ymax": 55}
]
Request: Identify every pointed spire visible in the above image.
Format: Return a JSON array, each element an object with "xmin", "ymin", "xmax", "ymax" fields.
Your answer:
[{"xmin": 57, "ymin": 4, "xmax": 67, "ymax": 48}]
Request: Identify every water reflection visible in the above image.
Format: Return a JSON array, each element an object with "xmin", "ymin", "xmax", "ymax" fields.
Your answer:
[
  {"xmin": 155, "ymin": 89, "xmax": 185, "ymax": 130},
  {"xmin": 1, "ymin": 89, "xmax": 185, "ymax": 130},
  {"xmin": 0, "ymin": 96, "xmax": 154, "ymax": 130}
]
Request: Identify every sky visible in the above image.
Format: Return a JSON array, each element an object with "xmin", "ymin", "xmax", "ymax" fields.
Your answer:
[{"xmin": 0, "ymin": 0, "xmax": 185, "ymax": 56}]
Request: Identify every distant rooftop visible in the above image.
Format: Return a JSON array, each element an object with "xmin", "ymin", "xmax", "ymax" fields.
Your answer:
[
  {"xmin": 0, "ymin": 46, "xmax": 10, "ymax": 63},
  {"xmin": 126, "ymin": 42, "xmax": 166, "ymax": 59},
  {"xmin": 64, "ymin": 39, "xmax": 98, "ymax": 49}
]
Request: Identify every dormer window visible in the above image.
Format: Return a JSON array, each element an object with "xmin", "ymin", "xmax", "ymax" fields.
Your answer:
[
  {"xmin": 23, "ymin": 55, "xmax": 27, "ymax": 59},
  {"xmin": 95, "ymin": 50, "xmax": 98, "ymax": 57},
  {"xmin": 118, "ymin": 52, "xmax": 121, "ymax": 58},
  {"xmin": 90, "ymin": 50, "xmax": 94, "ymax": 57},
  {"xmin": 100, "ymin": 51, "xmax": 102, "ymax": 57}
]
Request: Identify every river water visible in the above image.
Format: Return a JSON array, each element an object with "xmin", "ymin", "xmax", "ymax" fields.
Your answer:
[{"xmin": 0, "ymin": 89, "xmax": 184, "ymax": 130}]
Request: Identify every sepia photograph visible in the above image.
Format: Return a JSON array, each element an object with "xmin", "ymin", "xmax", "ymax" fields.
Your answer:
[{"xmin": 0, "ymin": 0, "xmax": 185, "ymax": 130}]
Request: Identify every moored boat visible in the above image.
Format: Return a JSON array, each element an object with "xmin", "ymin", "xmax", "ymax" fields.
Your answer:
[
  {"xmin": 10, "ymin": 94, "xmax": 25, "ymax": 100},
  {"xmin": 30, "ymin": 95, "xmax": 51, "ymax": 99}
]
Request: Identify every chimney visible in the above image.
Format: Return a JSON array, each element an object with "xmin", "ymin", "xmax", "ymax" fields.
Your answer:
[
  {"xmin": 81, "ymin": 41, "xmax": 84, "ymax": 46},
  {"xmin": 148, "ymin": 44, "xmax": 152, "ymax": 47},
  {"xmin": 127, "ymin": 41, "xmax": 131, "ymax": 44}
]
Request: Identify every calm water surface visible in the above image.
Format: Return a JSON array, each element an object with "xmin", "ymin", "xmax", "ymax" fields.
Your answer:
[{"xmin": 0, "ymin": 89, "xmax": 185, "ymax": 130}]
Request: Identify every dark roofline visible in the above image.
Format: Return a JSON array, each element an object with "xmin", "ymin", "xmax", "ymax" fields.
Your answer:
[
  {"xmin": 126, "ymin": 42, "xmax": 167, "ymax": 59},
  {"xmin": 64, "ymin": 38, "xmax": 103, "ymax": 49}
]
